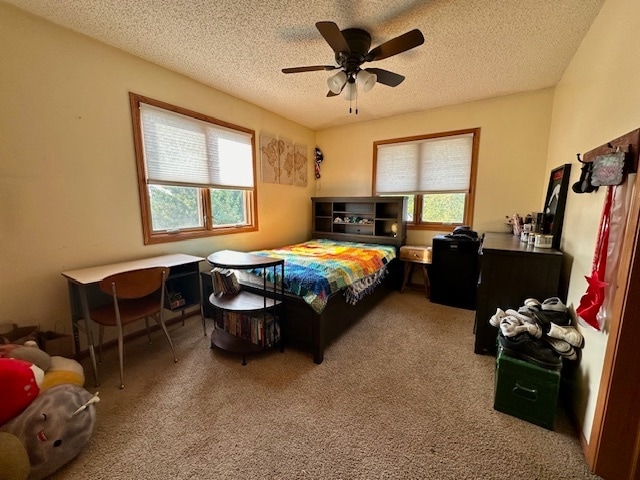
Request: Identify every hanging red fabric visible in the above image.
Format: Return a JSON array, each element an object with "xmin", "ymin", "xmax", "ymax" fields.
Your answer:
[{"xmin": 576, "ymin": 186, "xmax": 614, "ymax": 330}]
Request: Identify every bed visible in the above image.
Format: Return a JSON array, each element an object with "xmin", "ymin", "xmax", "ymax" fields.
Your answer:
[
  {"xmin": 199, "ymin": 197, "xmax": 406, "ymax": 363},
  {"xmin": 240, "ymin": 238, "xmax": 402, "ymax": 364}
]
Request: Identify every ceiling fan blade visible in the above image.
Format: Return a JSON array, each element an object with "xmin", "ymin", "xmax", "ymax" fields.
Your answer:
[
  {"xmin": 367, "ymin": 29, "xmax": 424, "ymax": 61},
  {"xmin": 316, "ymin": 21, "xmax": 350, "ymax": 54},
  {"xmin": 364, "ymin": 68, "xmax": 405, "ymax": 87},
  {"xmin": 282, "ymin": 65, "xmax": 338, "ymax": 74},
  {"xmin": 326, "ymin": 81, "xmax": 347, "ymax": 97}
]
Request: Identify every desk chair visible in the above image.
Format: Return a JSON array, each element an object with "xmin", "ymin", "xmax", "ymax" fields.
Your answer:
[{"xmin": 90, "ymin": 266, "xmax": 177, "ymax": 388}]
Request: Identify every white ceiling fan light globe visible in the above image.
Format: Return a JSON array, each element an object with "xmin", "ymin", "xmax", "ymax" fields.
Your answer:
[
  {"xmin": 327, "ymin": 71, "xmax": 347, "ymax": 94},
  {"xmin": 342, "ymin": 82, "xmax": 357, "ymax": 101},
  {"xmin": 357, "ymin": 70, "xmax": 377, "ymax": 93}
]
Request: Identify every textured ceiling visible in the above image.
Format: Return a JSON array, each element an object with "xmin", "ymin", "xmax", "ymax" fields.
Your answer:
[{"xmin": 5, "ymin": 0, "xmax": 604, "ymax": 130}]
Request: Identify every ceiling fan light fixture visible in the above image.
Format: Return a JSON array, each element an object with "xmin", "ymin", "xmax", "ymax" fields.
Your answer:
[
  {"xmin": 357, "ymin": 70, "xmax": 377, "ymax": 93},
  {"xmin": 327, "ymin": 71, "xmax": 347, "ymax": 94},
  {"xmin": 342, "ymin": 81, "xmax": 357, "ymax": 101}
]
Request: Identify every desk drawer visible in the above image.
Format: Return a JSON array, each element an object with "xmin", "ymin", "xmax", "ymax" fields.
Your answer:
[{"xmin": 400, "ymin": 245, "xmax": 432, "ymax": 263}]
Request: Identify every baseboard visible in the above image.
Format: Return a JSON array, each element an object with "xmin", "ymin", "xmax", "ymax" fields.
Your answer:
[{"xmin": 75, "ymin": 310, "xmax": 202, "ymax": 360}]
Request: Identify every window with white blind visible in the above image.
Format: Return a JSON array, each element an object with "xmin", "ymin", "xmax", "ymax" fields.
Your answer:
[
  {"xmin": 373, "ymin": 128, "xmax": 479, "ymax": 229},
  {"xmin": 130, "ymin": 93, "xmax": 257, "ymax": 244}
]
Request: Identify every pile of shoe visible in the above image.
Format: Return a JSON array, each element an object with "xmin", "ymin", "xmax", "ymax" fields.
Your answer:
[{"xmin": 490, "ymin": 297, "xmax": 584, "ymax": 369}]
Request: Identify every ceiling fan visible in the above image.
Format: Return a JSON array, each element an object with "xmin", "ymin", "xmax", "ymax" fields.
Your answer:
[{"xmin": 282, "ymin": 21, "xmax": 425, "ymax": 109}]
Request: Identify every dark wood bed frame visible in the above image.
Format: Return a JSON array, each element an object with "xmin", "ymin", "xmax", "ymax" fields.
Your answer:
[
  {"xmin": 242, "ymin": 258, "xmax": 403, "ymax": 364},
  {"xmin": 203, "ymin": 196, "xmax": 407, "ymax": 364},
  {"xmin": 273, "ymin": 196, "xmax": 407, "ymax": 363}
]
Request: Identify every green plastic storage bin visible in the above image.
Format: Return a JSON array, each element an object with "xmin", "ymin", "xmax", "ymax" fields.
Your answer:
[{"xmin": 494, "ymin": 346, "xmax": 561, "ymax": 430}]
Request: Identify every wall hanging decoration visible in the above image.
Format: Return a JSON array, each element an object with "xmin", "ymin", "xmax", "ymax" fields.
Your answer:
[
  {"xmin": 293, "ymin": 145, "xmax": 308, "ymax": 187},
  {"xmin": 574, "ymin": 127, "xmax": 640, "ymax": 331},
  {"xmin": 591, "ymin": 150, "xmax": 626, "ymax": 186},
  {"xmin": 260, "ymin": 133, "xmax": 279, "ymax": 184},
  {"xmin": 543, "ymin": 163, "xmax": 571, "ymax": 249},
  {"xmin": 315, "ymin": 147, "xmax": 324, "ymax": 179},
  {"xmin": 576, "ymin": 186, "xmax": 613, "ymax": 331},
  {"xmin": 278, "ymin": 138, "xmax": 294, "ymax": 185}
]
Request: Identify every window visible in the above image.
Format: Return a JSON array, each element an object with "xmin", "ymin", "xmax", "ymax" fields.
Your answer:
[
  {"xmin": 373, "ymin": 128, "xmax": 479, "ymax": 230},
  {"xmin": 130, "ymin": 93, "xmax": 257, "ymax": 244}
]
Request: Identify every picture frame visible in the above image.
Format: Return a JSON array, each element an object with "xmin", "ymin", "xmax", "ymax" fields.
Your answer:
[{"xmin": 543, "ymin": 163, "xmax": 572, "ymax": 249}]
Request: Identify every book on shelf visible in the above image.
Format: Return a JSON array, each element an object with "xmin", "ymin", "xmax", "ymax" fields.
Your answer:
[
  {"xmin": 210, "ymin": 267, "xmax": 240, "ymax": 296},
  {"xmin": 221, "ymin": 311, "xmax": 280, "ymax": 347}
]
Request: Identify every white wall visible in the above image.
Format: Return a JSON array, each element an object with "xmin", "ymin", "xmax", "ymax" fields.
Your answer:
[
  {"xmin": 545, "ymin": 0, "xmax": 640, "ymax": 440},
  {"xmin": 316, "ymin": 89, "xmax": 555, "ymax": 246},
  {"xmin": 0, "ymin": 3, "xmax": 315, "ymax": 333}
]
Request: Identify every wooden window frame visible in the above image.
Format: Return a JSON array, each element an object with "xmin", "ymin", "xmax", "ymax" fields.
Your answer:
[
  {"xmin": 129, "ymin": 93, "xmax": 258, "ymax": 245},
  {"xmin": 372, "ymin": 128, "xmax": 480, "ymax": 231}
]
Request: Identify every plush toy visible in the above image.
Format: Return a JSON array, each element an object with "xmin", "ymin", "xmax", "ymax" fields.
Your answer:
[
  {"xmin": 0, "ymin": 432, "xmax": 30, "ymax": 480},
  {"xmin": 4, "ymin": 342, "xmax": 52, "ymax": 372},
  {"xmin": 0, "ymin": 340, "xmax": 96, "ymax": 479},
  {"xmin": 1, "ymin": 385, "xmax": 99, "ymax": 480},
  {"xmin": 40, "ymin": 356, "xmax": 85, "ymax": 392},
  {"xmin": 1, "ymin": 341, "xmax": 84, "ymax": 392},
  {"xmin": 0, "ymin": 358, "xmax": 43, "ymax": 425}
]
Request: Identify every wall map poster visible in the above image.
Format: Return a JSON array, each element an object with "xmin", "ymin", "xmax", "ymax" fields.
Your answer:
[
  {"xmin": 278, "ymin": 138, "xmax": 294, "ymax": 185},
  {"xmin": 294, "ymin": 145, "xmax": 308, "ymax": 187},
  {"xmin": 260, "ymin": 133, "xmax": 279, "ymax": 184}
]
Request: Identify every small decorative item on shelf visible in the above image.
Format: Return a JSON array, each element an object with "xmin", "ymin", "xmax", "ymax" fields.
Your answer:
[
  {"xmin": 168, "ymin": 291, "xmax": 185, "ymax": 309},
  {"xmin": 506, "ymin": 214, "xmax": 523, "ymax": 236},
  {"xmin": 535, "ymin": 234, "xmax": 554, "ymax": 249}
]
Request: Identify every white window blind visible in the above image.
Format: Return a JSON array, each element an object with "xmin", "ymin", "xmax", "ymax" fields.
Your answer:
[
  {"xmin": 375, "ymin": 133, "xmax": 473, "ymax": 195},
  {"xmin": 140, "ymin": 103, "xmax": 254, "ymax": 189}
]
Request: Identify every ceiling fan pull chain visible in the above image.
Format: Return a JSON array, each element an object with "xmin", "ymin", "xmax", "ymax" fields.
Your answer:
[{"xmin": 355, "ymin": 84, "xmax": 359, "ymax": 114}]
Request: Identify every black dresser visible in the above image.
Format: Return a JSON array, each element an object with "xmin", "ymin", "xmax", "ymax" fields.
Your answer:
[{"xmin": 474, "ymin": 232, "xmax": 563, "ymax": 355}]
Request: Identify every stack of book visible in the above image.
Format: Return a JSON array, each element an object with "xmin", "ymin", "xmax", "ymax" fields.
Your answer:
[
  {"xmin": 222, "ymin": 312, "xmax": 280, "ymax": 347},
  {"xmin": 210, "ymin": 267, "xmax": 240, "ymax": 296}
]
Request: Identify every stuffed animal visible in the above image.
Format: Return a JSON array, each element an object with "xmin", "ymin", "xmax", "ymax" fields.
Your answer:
[
  {"xmin": 40, "ymin": 356, "xmax": 85, "ymax": 392},
  {"xmin": 0, "ymin": 384, "xmax": 99, "ymax": 480},
  {"xmin": 1, "ymin": 341, "xmax": 84, "ymax": 392},
  {"xmin": 0, "ymin": 341, "xmax": 96, "ymax": 479},
  {"xmin": 3, "ymin": 342, "xmax": 52, "ymax": 372},
  {"xmin": 0, "ymin": 432, "xmax": 30, "ymax": 480},
  {"xmin": 0, "ymin": 358, "xmax": 43, "ymax": 425}
]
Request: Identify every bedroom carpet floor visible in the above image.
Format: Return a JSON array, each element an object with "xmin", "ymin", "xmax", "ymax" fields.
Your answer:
[{"xmin": 52, "ymin": 290, "xmax": 602, "ymax": 479}]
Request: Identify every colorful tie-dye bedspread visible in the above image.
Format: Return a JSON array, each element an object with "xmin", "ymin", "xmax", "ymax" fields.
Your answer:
[{"xmin": 250, "ymin": 239, "xmax": 396, "ymax": 314}]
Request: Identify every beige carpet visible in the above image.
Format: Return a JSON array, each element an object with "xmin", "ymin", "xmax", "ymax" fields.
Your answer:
[{"xmin": 51, "ymin": 290, "xmax": 601, "ymax": 479}]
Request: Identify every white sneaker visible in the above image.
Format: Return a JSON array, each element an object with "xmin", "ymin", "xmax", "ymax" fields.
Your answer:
[
  {"xmin": 499, "ymin": 315, "xmax": 542, "ymax": 339},
  {"xmin": 541, "ymin": 297, "xmax": 567, "ymax": 312},
  {"xmin": 547, "ymin": 323, "xmax": 584, "ymax": 348},
  {"xmin": 543, "ymin": 336, "xmax": 578, "ymax": 361},
  {"xmin": 489, "ymin": 308, "xmax": 506, "ymax": 327},
  {"xmin": 524, "ymin": 298, "xmax": 541, "ymax": 308},
  {"xmin": 505, "ymin": 309, "xmax": 540, "ymax": 325}
]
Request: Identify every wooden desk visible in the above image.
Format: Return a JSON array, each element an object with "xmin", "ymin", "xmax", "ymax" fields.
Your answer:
[{"xmin": 62, "ymin": 253, "xmax": 204, "ymax": 386}]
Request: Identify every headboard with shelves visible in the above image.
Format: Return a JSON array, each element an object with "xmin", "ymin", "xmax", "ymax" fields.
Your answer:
[{"xmin": 311, "ymin": 196, "xmax": 407, "ymax": 249}]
